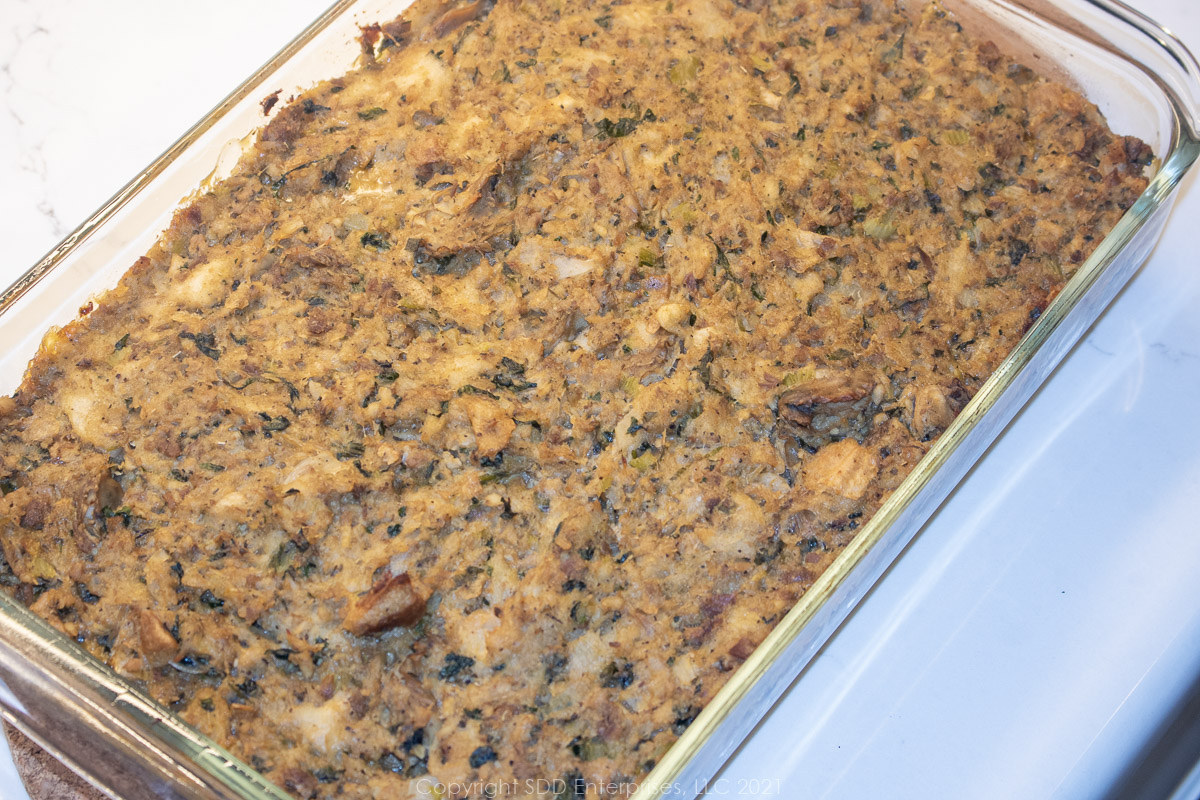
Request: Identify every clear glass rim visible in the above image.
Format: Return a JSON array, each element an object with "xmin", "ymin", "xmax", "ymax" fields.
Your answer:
[
  {"xmin": 1088, "ymin": 0, "xmax": 1200, "ymax": 139},
  {"xmin": 0, "ymin": 0, "xmax": 358, "ymax": 317}
]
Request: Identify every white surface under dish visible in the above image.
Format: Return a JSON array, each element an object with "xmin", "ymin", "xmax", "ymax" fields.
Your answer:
[{"xmin": 1, "ymin": 0, "xmax": 1198, "ymax": 798}]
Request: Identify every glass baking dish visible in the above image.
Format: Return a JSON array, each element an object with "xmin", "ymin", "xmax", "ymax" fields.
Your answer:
[{"xmin": 0, "ymin": 0, "xmax": 1196, "ymax": 798}]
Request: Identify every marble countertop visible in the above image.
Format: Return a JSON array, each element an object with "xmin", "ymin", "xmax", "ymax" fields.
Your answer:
[{"xmin": 1, "ymin": 0, "xmax": 1198, "ymax": 798}]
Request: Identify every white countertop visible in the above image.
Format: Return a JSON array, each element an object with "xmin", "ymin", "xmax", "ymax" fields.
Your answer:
[{"xmin": 1, "ymin": 1, "xmax": 1198, "ymax": 798}]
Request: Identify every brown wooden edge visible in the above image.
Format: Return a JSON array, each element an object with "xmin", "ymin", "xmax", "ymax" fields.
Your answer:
[{"xmin": 4, "ymin": 722, "xmax": 106, "ymax": 800}]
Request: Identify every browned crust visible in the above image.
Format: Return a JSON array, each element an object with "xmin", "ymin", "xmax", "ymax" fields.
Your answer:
[{"xmin": 3, "ymin": 724, "xmax": 105, "ymax": 800}]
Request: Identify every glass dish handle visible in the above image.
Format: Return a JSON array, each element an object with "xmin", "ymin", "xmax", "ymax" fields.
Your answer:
[{"xmin": 1105, "ymin": 0, "xmax": 1200, "ymax": 138}]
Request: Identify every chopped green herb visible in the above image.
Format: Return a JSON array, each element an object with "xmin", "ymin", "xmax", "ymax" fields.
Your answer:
[
  {"xmin": 595, "ymin": 109, "xmax": 655, "ymax": 140},
  {"xmin": 749, "ymin": 53, "xmax": 772, "ymax": 72},
  {"xmin": 668, "ymin": 55, "xmax": 701, "ymax": 85},
  {"xmin": 1009, "ymin": 239, "xmax": 1031, "ymax": 267},
  {"xmin": 335, "ymin": 442, "xmax": 365, "ymax": 461},
  {"xmin": 75, "ymin": 582, "xmax": 101, "ymax": 604},
  {"xmin": 863, "ymin": 214, "xmax": 897, "ymax": 240},
  {"xmin": 599, "ymin": 660, "xmax": 635, "ymax": 689},
  {"xmin": 361, "ymin": 232, "xmax": 391, "ymax": 251},
  {"xmin": 880, "ymin": 33, "xmax": 905, "ymax": 64},
  {"xmin": 101, "ymin": 505, "xmax": 132, "ymax": 526},
  {"xmin": 544, "ymin": 651, "xmax": 569, "ymax": 682},
  {"xmin": 469, "ymin": 746, "xmax": 498, "ymax": 768},
  {"xmin": 458, "ymin": 384, "xmax": 500, "ymax": 399},
  {"xmin": 439, "ymin": 652, "xmax": 475, "ymax": 681},
  {"xmin": 672, "ymin": 704, "xmax": 701, "ymax": 734},
  {"xmin": 629, "ymin": 451, "xmax": 656, "ymax": 471},
  {"xmin": 491, "ymin": 356, "xmax": 536, "ymax": 392},
  {"xmin": 314, "ymin": 767, "xmax": 342, "ymax": 784},
  {"xmin": 179, "ymin": 331, "xmax": 221, "ymax": 360},
  {"xmin": 569, "ymin": 736, "xmax": 610, "ymax": 761},
  {"xmin": 943, "ymin": 129, "xmax": 970, "ymax": 145}
]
